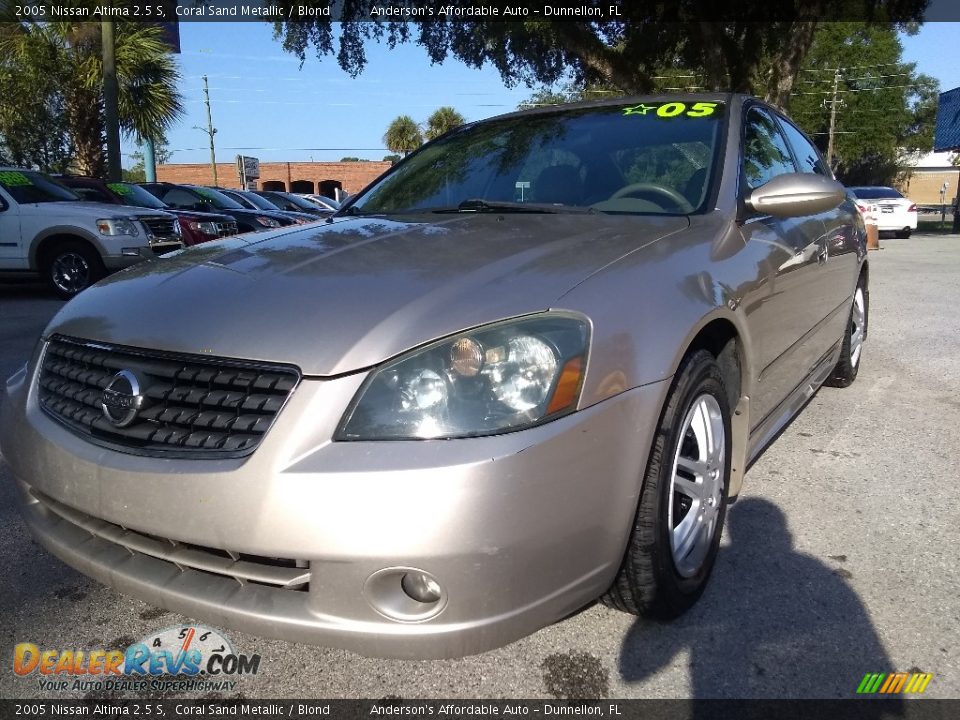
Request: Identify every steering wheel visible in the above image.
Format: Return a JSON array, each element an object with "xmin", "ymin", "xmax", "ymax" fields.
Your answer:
[{"xmin": 607, "ymin": 183, "xmax": 694, "ymax": 213}]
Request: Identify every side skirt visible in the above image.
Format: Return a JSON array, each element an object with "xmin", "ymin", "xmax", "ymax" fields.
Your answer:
[{"xmin": 743, "ymin": 340, "xmax": 843, "ymax": 476}]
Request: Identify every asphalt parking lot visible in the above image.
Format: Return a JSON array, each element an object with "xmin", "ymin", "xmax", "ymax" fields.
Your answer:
[{"xmin": 1, "ymin": 234, "xmax": 958, "ymax": 700}]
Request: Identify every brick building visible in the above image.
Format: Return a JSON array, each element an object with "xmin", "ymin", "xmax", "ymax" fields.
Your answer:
[
  {"xmin": 896, "ymin": 151, "xmax": 960, "ymax": 205},
  {"xmin": 156, "ymin": 160, "xmax": 393, "ymax": 198}
]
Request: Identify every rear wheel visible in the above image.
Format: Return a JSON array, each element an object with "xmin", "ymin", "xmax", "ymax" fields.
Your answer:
[
  {"xmin": 825, "ymin": 282, "xmax": 867, "ymax": 388},
  {"xmin": 895, "ymin": 228, "xmax": 911, "ymax": 239},
  {"xmin": 602, "ymin": 350, "xmax": 731, "ymax": 619},
  {"xmin": 43, "ymin": 240, "xmax": 105, "ymax": 299}
]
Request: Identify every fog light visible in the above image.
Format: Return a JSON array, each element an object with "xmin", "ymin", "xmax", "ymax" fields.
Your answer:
[
  {"xmin": 401, "ymin": 571, "xmax": 442, "ymax": 604},
  {"xmin": 364, "ymin": 567, "xmax": 448, "ymax": 622}
]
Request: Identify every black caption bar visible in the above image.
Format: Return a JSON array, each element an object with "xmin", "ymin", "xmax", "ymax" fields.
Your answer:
[
  {"xmin": 2, "ymin": 700, "xmax": 958, "ymax": 720},
  {"xmin": 3, "ymin": 0, "xmax": 959, "ymax": 23}
]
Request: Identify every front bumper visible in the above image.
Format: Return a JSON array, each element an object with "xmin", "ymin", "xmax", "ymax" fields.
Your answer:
[{"xmin": 1, "ymin": 350, "xmax": 665, "ymax": 658}]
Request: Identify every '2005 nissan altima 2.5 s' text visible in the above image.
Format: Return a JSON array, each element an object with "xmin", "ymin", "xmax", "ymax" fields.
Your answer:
[{"xmin": 1, "ymin": 94, "xmax": 868, "ymax": 658}]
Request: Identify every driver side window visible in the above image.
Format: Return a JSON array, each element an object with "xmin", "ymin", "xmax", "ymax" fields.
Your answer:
[{"xmin": 742, "ymin": 108, "xmax": 796, "ymax": 191}]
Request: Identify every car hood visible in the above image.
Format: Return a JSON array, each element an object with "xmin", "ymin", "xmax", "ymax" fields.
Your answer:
[
  {"xmin": 45, "ymin": 213, "xmax": 688, "ymax": 376},
  {"xmin": 164, "ymin": 209, "xmax": 234, "ymax": 222},
  {"xmin": 222, "ymin": 207, "xmax": 291, "ymax": 220},
  {"xmin": 17, "ymin": 201, "xmax": 169, "ymax": 220}
]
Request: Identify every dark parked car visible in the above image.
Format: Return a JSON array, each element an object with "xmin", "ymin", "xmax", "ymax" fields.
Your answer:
[
  {"xmin": 58, "ymin": 177, "xmax": 239, "ymax": 246},
  {"xmin": 255, "ymin": 190, "xmax": 332, "ymax": 217},
  {"xmin": 2, "ymin": 94, "xmax": 867, "ymax": 659},
  {"xmin": 300, "ymin": 194, "xmax": 342, "ymax": 212},
  {"xmin": 217, "ymin": 188, "xmax": 320, "ymax": 224},
  {"xmin": 139, "ymin": 183, "xmax": 296, "ymax": 234}
]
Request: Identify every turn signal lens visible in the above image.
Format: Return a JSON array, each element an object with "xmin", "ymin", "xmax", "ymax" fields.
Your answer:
[{"xmin": 546, "ymin": 356, "xmax": 585, "ymax": 415}]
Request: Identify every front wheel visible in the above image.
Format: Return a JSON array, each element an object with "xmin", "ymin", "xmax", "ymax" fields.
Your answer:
[
  {"xmin": 44, "ymin": 241, "xmax": 105, "ymax": 299},
  {"xmin": 602, "ymin": 350, "xmax": 731, "ymax": 619}
]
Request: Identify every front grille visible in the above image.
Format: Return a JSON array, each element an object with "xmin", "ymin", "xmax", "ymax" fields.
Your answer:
[
  {"xmin": 38, "ymin": 336, "xmax": 300, "ymax": 457},
  {"xmin": 151, "ymin": 243, "xmax": 181, "ymax": 256},
  {"xmin": 138, "ymin": 215, "xmax": 179, "ymax": 239},
  {"xmin": 31, "ymin": 489, "xmax": 310, "ymax": 591},
  {"xmin": 216, "ymin": 220, "xmax": 239, "ymax": 237}
]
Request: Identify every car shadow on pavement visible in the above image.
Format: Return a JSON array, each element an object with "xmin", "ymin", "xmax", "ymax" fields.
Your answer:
[{"xmin": 618, "ymin": 497, "xmax": 905, "ymax": 706}]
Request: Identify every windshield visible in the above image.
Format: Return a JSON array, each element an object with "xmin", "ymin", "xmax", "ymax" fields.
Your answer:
[
  {"xmin": 188, "ymin": 186, "xmax": 245, "ymax": 210},
  {"xmin": 0, "ymin": 170, "xmax": 80, "ymax": 204},
  {"xmin": 265, "ymin": 191, "xmax": 319, "ymax": 211},
  {"xmin": 238, "ymin": 191, "xmax": 282, "ymax": 211},
  {"xmin": 850, "ymin": 187, "xmax": 903, "ymax": 200},
  {"xmin": 311, "ymin": 195, "xmax": 340, "ymax": 210},
  {"xmin": 348, "ymin": 101, "xmax": 725, "ymax": 216},
  {"xmin": 107, "ymin": 182, "xmax": 169, "ymax": 209}
]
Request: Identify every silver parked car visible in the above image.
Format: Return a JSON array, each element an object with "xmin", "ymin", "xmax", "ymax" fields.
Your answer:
[{"xmin": 1, "ymin": 95, "xmax": 867, "ymax": 659}]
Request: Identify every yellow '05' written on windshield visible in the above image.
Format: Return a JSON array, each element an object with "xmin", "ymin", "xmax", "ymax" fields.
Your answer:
[{"xmin": 622, "ymin": 102, "xmax": 724, "ymax": 118}]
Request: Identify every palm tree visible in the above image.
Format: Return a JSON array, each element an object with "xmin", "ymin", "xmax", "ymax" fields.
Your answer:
[
  {"xmin": 0, "ymin": 22, "xmax": 183, "ymax": 176},
  {"xmin": 424, "ymin": 107, "xmax": 466, "ymax": 141},
  {"xmin": 383, "ymin": 115, "xmax": 423, "ymax": 156}
]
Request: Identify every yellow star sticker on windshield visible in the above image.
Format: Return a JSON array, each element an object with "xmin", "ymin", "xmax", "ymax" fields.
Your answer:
[{"xmin": 622, "ymin": 103, "xmax": 657, "ymax": 116}]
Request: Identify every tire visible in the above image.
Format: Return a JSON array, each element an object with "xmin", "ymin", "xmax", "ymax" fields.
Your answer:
[
  {"xmin": 602, "ymin": 350, "xmax": 732, "ymax": 619},
  {"xmin": 895, "ymin": 228, "xmax": 911, "ymax": 239},
  {"xmin": 825, "ymin": 281, "xmax": 867, "ymax": 388},
  {"xmin": 43, "ymin": 240, "xmax": 105, "ymax": 300}
]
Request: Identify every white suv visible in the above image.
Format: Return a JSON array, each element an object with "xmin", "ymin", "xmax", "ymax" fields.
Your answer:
[
  {"xmin": 0, "ymin": 168, "xmax": 183, "ymax": 298},
  {"xmin": 849, "ymin": 186, "xmax": 918, "ymax": 238}
]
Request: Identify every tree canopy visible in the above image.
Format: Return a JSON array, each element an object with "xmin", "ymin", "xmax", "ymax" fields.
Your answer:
[
  {"xmin": 274, "ymin": 1, "xmax": 928, "ymax": 110},
  {"xmin": 0, "ymin": 22, "xmax": 183, "ymax": 175},
  {"xmin": 383, "ymin": 115, "xmax": 423, "ymax": 155},
  {"xmin": 424, "ymin": 106, "xmax": 466, "ymax": 140},
  {"xmin": 787, "ymin": 22, "xmax": 938, "ymax": 185}
]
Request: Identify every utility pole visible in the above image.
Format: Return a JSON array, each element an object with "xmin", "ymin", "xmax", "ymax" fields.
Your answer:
[
  {"xmin": 825, "ymin": 67, "xmax": 844, "ymax": 172},
  {"xmin": 195, "ymin": 75, "xmax": 218, "ymax": 185},
  {"xmin": 143, "ymin": 137, "xmax": 156, "ymax": 182},
  {"xmin": 102, "ymin": 21, "xmax": 122, "ymax": 182}
]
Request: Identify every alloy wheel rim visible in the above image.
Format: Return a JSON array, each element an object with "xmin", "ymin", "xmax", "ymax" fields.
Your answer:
[
  {"xmin": 51, "ymin": 252, "xmax": 90, "ymax": 295},
  {"xmin": 850, "ymin": 288, "xmax": 865, "ymax": 368},
  {"xmin": 668, "ymin": 393, "xmax": 725, "ymax": 578}
]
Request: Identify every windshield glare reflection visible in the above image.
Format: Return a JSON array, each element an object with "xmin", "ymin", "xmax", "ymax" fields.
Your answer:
[{"xmin": 349, "ymin": 103, "xmax": 724, "ymax": 217}]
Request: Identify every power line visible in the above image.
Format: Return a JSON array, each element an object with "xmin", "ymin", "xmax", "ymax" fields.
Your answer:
[
  {"xmin": 792, "ymin": 84, "xmax": 923, "ymax": 96},
  {"xmin": 799, "ymin": 61, "xmax": 903, "ymax": 72}
]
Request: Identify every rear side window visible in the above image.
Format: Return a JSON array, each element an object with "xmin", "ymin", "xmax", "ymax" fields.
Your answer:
[
  {"xmin": 742, "ymin": 108, "xmax": 796, "ymax": 190},
  {"xmin": 850, "ymin": 187, "xmax": 903, "ymax": 200},
  {"xmin": 778, "ymin": 118, "xmax": 831, "ymax": 176}
]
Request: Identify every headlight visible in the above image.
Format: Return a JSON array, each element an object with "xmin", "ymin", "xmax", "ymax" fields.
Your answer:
[
  {"xmin": 96, "ymin": 218, "xmax": 139, "ymax": 236},
  {"xmin": 337, "ymin": 314, "xmax": 589, "ymax": 440},
  {"xmin": 256, "ymin": 216, "xmax": 281, "ymax": 228},
  {"xmin": 189, "ymin": 221, "xmax": 219, "ymax": 235}
]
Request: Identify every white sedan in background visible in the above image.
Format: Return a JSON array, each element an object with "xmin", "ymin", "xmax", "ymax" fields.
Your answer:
[{"xmin": 848, "ymin": 186, "xmax": 918, "ymax": 238}]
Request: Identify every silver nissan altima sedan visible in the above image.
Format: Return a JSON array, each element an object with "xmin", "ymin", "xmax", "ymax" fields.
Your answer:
[{"xmin": 0, "ymin": 94, "xmax": 868, "ymax": 658}]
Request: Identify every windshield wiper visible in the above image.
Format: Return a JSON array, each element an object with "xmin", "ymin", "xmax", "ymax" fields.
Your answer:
[{"xmin": 433, "ymin": 199, "xmax": 596, "ymax": 214}]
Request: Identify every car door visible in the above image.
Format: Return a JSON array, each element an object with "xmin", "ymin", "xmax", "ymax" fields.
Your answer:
[
  {"xmin": 777, "ymin": 114, "xmax": 857, "ymax": 357},
  {"xmin": 0, "ymin": 186, "xmax": 24, "ymax": 264},
  {"xmin": 738, "ymin": 106, "xmax": 829, "ymax": 424}
]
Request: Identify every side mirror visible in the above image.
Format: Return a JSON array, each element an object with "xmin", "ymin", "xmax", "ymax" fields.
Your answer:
[{"xmin": 745, "ymin": 173, "xmax": 846, "ymax": 218}]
